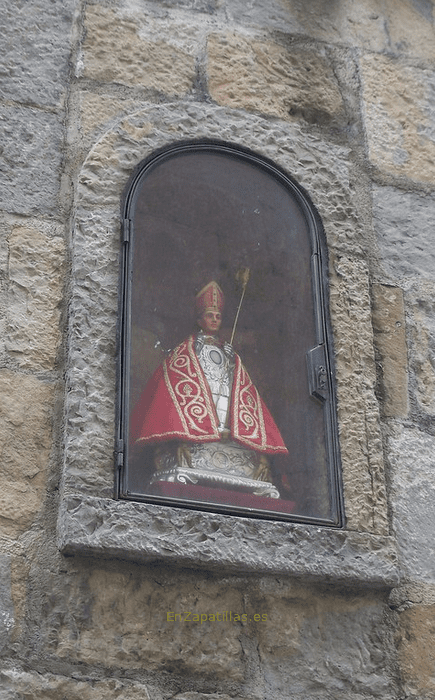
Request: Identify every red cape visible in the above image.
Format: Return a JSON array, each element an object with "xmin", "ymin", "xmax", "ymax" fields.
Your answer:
[{"xmin": 131, "ymin": 335, "xmax": 288, "ymax": 455}]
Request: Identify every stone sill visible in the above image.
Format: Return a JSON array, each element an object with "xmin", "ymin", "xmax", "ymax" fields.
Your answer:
[{"xmin": 58, "ymin": 495, "xmax": 399, "ymax": 589}]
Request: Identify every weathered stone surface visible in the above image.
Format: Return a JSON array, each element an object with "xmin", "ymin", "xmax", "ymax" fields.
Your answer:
[
  {"xmin": 58, "ymin": 496, "xmax": 399, "ymax": 587},
  {"xmin": 77, "ymin": 104, "xmax": 354, "ymax": 255},
  {"xmin": 122, "ymin": 0, "xmax": 435, "ymax": 62},
  {"xmin": 390, "ymin": 582, "xmax": 435, "ymax": 611},
  {"xmin": 24, "ymin": 557, "xmax": 399, "ymax": 698},
  {"xmin": 0, "ymin": 555, "xmax": 14, "ymax": 653},
  {"xmin": 406, "ymin": 282, "xmax": 435, "ymax": 414},
  {"xmin": 79, "ymin": 92, "xmax": 136, "ymax": 136},
  {"xmin": 0, "ymin": 370, "xmax": 54, "ymax": 538},
  {"xmin": 329, "ymin": 255, "xmax": 389, "ymax": 535},
  {"xmin": 361, "ymin": 54, "xmax": 435, "ymax": 183},
  {"xmin": 5, "ymin": 221, "xmax": 65, "ymax": 371},
  {"xmin": 7, "ymin": 560, "xmax": 397, "ymax": 697},
  {"xmin": 372, "ymin": 284, "xmax": 408, "ymax": 418},
  {"xmin": 0, "ymin": 0, "xmax": 76, "ymax": 107},
  {"xmin": 0, "ymin": 212, "xmax": 9, "ymax": 277},
  {"xmin": 8, "ymin": 550, "xmax": 29, "ymax": 644},
  {"xmin": 226, "ymin": 0, "xmax": 435, "ymax": 60},
  {"xmin": 125, "ymin": 0, "xmax": 222, "ymax": 11},
  {"xmin": 172, "ymin": 695, "xmax": 233, "ymax": 700},
  {"xmin": 64, "ymin": 208, "xmax": 120, "ymax": 497},
  {"xmin": 257, "ymin": 591, "xmax": 398, "ymax": 699},
  {"xmin": 82, "ymin": 6, "xmax": 196, "ymax": 93},
  {"xmin": 373, "ymin": 186, "xmax": 435, "ymax": 415},
  {"xmin": 47, "ymin": 561, "xmax": 398, "ymax": 697},
  {"xmin": 384, "ymin": 0, "xmax": 435, "ymax": 60},
  {"xmin": 388, "ymin": 426, "xmax": 435, "ymax": 583},
  {"xmin": 0, "ymin": 214, "xmax": 8, "ymax": 367},
  {"xmin": 373, "ymin": 186, "xmax": 435, "ymax": 281},
  {"xmin": 373, "ymin": 187, "xmax": 435, "ymax": 414},
  {"xmin": 0, "ymin": 105, "xmax": 63, "ymax": 216},
  {"xmin": 54, "ymin": 567, "xmax": 245, "ymax": 679},
  {"xmin": 208, "ymin": 34, "xmax": 344, "ymax": 125},
  {"xmin": 396, "ymin": 604, "xmax": 435, "ymax": 698},
  {"xmin": 0, "ymin": 669, "xmax": 151, "ymax": 700},
  {"xmin": 66, "ymin": 102, "xmax": 383, "ymax": 540}
]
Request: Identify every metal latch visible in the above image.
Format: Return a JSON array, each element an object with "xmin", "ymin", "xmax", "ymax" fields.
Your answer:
[{"xmin": 306, "ymin": 344, "xmax": 328, "ymax": 403}]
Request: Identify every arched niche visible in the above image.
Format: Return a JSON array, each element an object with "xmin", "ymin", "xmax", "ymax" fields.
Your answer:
[{"xmin": 117, "ymin": 140, "xmax": 343, "ymax": 526}]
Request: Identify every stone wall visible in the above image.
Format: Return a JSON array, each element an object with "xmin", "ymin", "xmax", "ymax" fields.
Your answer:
[{"xmin": 1, "ymin": 0, "xmax": 435, "ymax": 698}]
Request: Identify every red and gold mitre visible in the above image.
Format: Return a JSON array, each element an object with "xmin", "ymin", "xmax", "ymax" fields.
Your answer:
[{"xmin": 195, "ymin": 281, "xmax": 224, "ymax": 317}]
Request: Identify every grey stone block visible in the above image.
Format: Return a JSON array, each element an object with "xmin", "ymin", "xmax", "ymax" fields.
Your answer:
[
  {"xmin": 0, "ymin": 0, "xmax": 76, "ymax": 108},
  {"xmin": 58, "ymin": 495, "xmax": 399, "ymax": 588},
  {"xmin": 373, "ymin": 185, "xmax": 435, "ymax": 280},
  {"xmin": 388, "ymin": 427, "xmax": 435, "ymax": 584},
  {"xmin": 0, "ymin": 104, "xmax": 63, "ymax": 215},
  {"xmin": 262, "ymin": 601, "xmax": 398, "ymax": 699},
  {"xmin": 0, "ymin": 555, "xmax": 14, "ymax": 653}
]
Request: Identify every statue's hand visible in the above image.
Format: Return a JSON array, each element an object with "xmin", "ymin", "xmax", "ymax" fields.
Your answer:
[
  {"xmin": 220, "ymin": 428, "xmax": 231, "ymax": 442},
  {"xmin": 254, "ymin": 455, "xmax": 272, "ymax": 483},
  {"xmin": 177, "ymin": 443, "xmax": 192, "ymax": 469},
  {"xmin": 223, "ymin": 342, "xmax": 235, "ymax": 360},
  {"xmin": 194, "ymin": 336, "xmax": 204, "ymax": 355}
]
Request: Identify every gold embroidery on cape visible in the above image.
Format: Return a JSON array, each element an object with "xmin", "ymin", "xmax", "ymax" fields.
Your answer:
[
  {"xmin": 231, "ymin": 360, "xmax": 286, "ymax": 451},
  {"xmin": 235, "ymin": 364, "xmax": 262, "ymax": 442},
  {"xmin": 257, "ymin": 382, "xmax": 268, "ymax": 449},
  {"xmin": 162, "ymin": 359, "xmax": 190, "ymax": 434},
  {"xmin": 163, "ymin": 337, "xmax": 219, "ymax": 438}
]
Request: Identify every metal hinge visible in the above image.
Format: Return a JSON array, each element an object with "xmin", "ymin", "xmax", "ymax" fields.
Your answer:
[
  {"xmin": 116, "ymin": 438, "xmax": 124, "ymax": 469},
  {"xmin": 306, "ymin": 344, "xmax": 328, "ymax": 403},
  {"xmin": 123, "ymin": 219, "xmax": 131, "ymax": 244}
]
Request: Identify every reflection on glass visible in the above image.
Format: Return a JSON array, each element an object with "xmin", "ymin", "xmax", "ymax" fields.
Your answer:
[{"xmin": 121, "ymin": 145, "xmax": 341, "ymax": 524}]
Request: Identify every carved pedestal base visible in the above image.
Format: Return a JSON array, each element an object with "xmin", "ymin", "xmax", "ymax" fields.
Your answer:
[
  {"xmin": 150, "ymin": 466, "xmax": 280, "ymax": 498},
  {"xmin": 151, "ymin": 440, "xmax": 280, "ymax": 499}
]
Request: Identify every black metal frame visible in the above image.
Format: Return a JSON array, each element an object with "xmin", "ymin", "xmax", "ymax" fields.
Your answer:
[{"xmin": 115, "ymin": 139, "xmax": 344, "ymax": 527}]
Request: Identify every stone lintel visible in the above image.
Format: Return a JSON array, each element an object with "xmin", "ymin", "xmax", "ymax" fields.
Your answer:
[{"xmin": 58, "ymin": 496, "xmax": 399, "ymax": 589}]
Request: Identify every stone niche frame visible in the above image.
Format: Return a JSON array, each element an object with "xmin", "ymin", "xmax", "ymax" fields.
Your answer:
[
  {"xmin": 58, "ymin": 102, "xmax": 398, "ymax": 588},
  {"xmin": 119, "ymin": 140, "xmax": 343, "ymax": 526}
]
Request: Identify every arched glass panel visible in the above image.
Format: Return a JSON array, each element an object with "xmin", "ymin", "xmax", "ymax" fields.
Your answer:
[{"xmin": 117, "ymin": 141, "xmax": 343, "ymax": 526}]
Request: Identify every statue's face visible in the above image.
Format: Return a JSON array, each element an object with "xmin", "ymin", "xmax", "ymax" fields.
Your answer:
[{"xmin": 198, "ymin": 310, "xmax": 222, "ymax": 334}]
